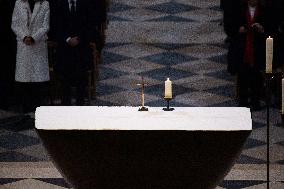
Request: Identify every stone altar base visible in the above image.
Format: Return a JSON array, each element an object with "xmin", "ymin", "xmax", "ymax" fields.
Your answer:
[{"xmin": 37, "ymin": 130, "xmax": 250, "ymax": 189}]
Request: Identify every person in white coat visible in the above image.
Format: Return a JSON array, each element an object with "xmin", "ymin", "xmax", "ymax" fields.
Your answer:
[{"xmin": 11, "ymin": 0, "xmax": 50, "ymax": 113}]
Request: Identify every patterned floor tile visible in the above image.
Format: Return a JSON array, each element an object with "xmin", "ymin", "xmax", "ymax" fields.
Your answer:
[
  {"xmin": 141, "ymin": 51, "xmax": 199, "ymax": 66},
  {"xmin": 252, "ymin": 121, "xmax": 266, "ymax": 130},
  {"xmin": 104, "ymin": 42, "xmax": 131, "ymax": 49},
  {"xmin": 175, "ymin": 44, "xmax": 227, "ymax": 59},
  {"xmin": 146, "ymin": 15, "xmax": 196, "ymax": 22},
  {"xmin": 173, "ymin": 59, "xmax": 221, "ymax": 73},
  {"xmin": 98, "ymin": 67, "xmax": 128, "ymax": 81},
  {"xmin": 103, "ymin": 59, "xmax": 166, "ymax": 74},
  {"xmin": 102, "ymin": 51, "xmax": 131, "ymax": 64},
  {"xmin": 174, "ymin": 91, "xmax": 232, "ymax": 107},
  {"xmin": 176, "ymin": 8, "xmax": 222, "ymax": 22},
  {"xmin": 175, "ymin": 0, "xmax": 219, "ymax": 9},
  {"xmin": 148, "ymin": 43, "xmax": 194, "ymax": 51},
  {"xmin": 0, "ymin": 179, "xmax": 69, "ymax": 189},
  {"xmin": 106, "ymin": 43, "xmax": 165, "ymax": 59},
  {"xmin": 96, "ymin": 83, "xmax": 126, "ymax": 96},
  {"xmin": 236, "ymin": 155, "xmax": 267, "ymax": 164},
  {"xmin": 110, "ymin": 8, "xmax": 168, "ymax": 22},
  {"xmin": 220, "ymin": 180, "xmax": 267, "ymax": 189},
  {"xmin": 145, "ymin": 1, "xmax": 200, "ymax": 14},
  {"xmin": 140, "ymin": 67, "xmax": 197, "ymax": 81},
  {"xmin": 108, "ymin": 15, "xmax": 131, "ymax": 22},
  {"xmin": 208, "ymin": 53, "xmax": 228, "ymax": 64},
  {"xmin": 242, "ymin": 145, "xmax": 284, "ymax": 163},
  {"xmin": 97, "ymin": 90, "xmax": 160, "ymax": 106},
  {"xmin": 0, "ymin": 133, "xmax": 40, "ymax": 150},
  {"xmin": 99, "ymin": 75, "xmax": 161, "ymax": 90},
  {"xmin": 0, "ymin": 178, "xmax": 24, "ymax": 185},
  {"xmin": 35, "ymin": 179, "xmax": 71, "ymax": 189},
  {"xmin": 109, "ymin": 2, "xmax": 135, "ymax": 13},
  {"xmin": 243, "ymin": 138, "xmax": 267, "ymax": 150},
  {"xmin": 15, "ymin": 144, "xmax": 49, "ymax": 161},
  {"xmin": 110, "ymin": 0, "xmax": 171, "ymax": 8},
  {"xmin": 0, "ymin": 152, "xmax": 41, "ymax": 162},
  {"xmin": 186, "ymin": 76, "xmax": 233, "ymax": 91}
]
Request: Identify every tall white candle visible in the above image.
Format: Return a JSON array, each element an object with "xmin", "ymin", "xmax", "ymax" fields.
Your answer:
[
  {"xmin": 281, "ymin": 79, "xmax": 284, "ymax": 114},
  {"xmin": 266, "ymin": 36, "xmax": 273, "ymax": 73},
  {"xmin": 165, "ymin": 78, "xmax": 172, "ymax": 98}
]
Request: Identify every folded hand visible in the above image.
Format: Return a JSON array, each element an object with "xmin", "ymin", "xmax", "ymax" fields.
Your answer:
[
  {"xmin": 68, "ymin": 37, "xmax": 80, "ymax": 47},
  {"xmin": 23, "ymin": 36, "xmax": 35, "ymax": 46}
]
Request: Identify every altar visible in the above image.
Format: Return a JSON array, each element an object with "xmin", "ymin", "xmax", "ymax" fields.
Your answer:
[{"xmin": 36, "ymin": 107, "xmax": 252, "ymax": 189}]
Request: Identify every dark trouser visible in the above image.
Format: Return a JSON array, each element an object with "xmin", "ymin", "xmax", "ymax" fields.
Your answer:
[
  {"xmin": 0, "ymin": 81, "xmax": 13, "ymax": 110},
  {"xmin": 238, "ymin": 66, "xmax": 263, "ymax": 106},
  {"xmin": 15, "ymin": 82, "xmax": 49, "ymax": 113},
  {"xmin": 0, "ymin": 42, "xmax": 16, "ymax": 110},
  {"xmin": 60, "ymin": 71, "xmax": 87, "ymax": 106}
]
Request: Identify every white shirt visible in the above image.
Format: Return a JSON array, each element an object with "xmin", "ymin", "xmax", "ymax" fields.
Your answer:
[
  {"xmin": 68, "ymin": 0, "xmax": 77, "ymax": 12},
  {"xmin": 249, "ymin": 6, "xmax": 256, "ymax": 18}
]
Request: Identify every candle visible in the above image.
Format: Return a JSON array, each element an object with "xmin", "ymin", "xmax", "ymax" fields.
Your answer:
[
  {"xmin": 266, "ymin": 36, "xmax": 273, "ymax": 73},
  {"xmin": 165, "ymin": 78, "xmax": 172, "ymax": 99},
  {"xmin": 281, "ymin": 79, "xmax": 284, "ymax": 114}
]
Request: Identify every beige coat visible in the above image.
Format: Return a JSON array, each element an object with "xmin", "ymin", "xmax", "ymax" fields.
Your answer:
[{"xmin": 11, "ymin": 0, "xmax": 50, "ymax": 82}]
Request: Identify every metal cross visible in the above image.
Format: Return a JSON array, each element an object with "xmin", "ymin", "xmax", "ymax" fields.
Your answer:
[{"xmin": 137, "ymin": 76, "xmax": 148, "ymax": 110}]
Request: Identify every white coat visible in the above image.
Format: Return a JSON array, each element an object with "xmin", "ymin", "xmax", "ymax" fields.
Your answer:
[{"xmin": 11, "ymin": 0, "xmax": 50, "ymax": 82}]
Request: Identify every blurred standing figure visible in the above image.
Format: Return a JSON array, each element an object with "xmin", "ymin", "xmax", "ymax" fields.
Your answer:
[
  {"xmin": 236, "ymin": 0, "xmax": 265, "ymax": 110},
  {"xmin": 221, "ymin": 0, "xmax": 242, "ymax": 74},
  {"xmin": 90, "ymin": 0, "xmax": 108, "ymax": 53},
  {"xmin": 11, "ymin": 0, "xmax": 50, "ymax": 112},
  {"xmin": 0, "ymin": 0, "xmax": 17, "ymax": 110},
  {"xmin": 54, "ymin": 0, "xmax": 94, "ymax": 105}
]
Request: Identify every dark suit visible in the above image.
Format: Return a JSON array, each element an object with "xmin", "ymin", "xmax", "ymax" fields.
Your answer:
[
  {"xmin": 55, "ymin": 0, "xmax": 94, "ymax": 105},
  {"xmin": 222, "ymin": 0, "xmax": 243, "ymax": 75},
  {"xmin": 0, "ymin": 0, "xmax": 16, "ymax": 110},
  {"xmin": 89, "ymin": 0, "xmax": 108, "ymax": 52},
  {"xmin": 236, "ymin": 3, "xmax": 266, "ymax": 107},
  {"xmin": 222, "ymin": 0, "xmax": 242, "ymax": 38}
]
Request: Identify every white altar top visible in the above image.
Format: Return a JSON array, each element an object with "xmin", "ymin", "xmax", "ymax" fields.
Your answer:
[{"xmin": 35, "ymin": 107, "xmax": 252, "ymax": 131}]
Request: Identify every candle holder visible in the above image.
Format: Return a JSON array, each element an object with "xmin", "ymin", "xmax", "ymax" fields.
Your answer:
[
  {"xmin": 163, "ymin": 97, "xmax": 174, "ymax": 111},
  {"xmin": 264, "ymin": 72, "xmax": 275, "ymax": 189}
]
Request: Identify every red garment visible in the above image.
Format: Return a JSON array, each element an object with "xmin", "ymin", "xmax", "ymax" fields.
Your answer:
[{"xmin": 244, "ymin": 5, "xmax": 259, "ymax": 66}]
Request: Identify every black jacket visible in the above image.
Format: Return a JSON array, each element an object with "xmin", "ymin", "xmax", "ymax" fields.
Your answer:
[{"xmin": 54, "ymin": 0, "xmax": 95, "ymax": 75}]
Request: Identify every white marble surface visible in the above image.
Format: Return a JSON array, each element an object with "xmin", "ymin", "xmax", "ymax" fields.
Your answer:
[{"xmin": 36, "ymin": 106, "xmax": 252, "ymax": 131}]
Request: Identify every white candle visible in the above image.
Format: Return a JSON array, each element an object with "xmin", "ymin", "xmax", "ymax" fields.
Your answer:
[
  {"xmin": 281, "ymin": 79, "xmax": 284, "ymax": 114},
  {"xmin": 165, "ymin": 78, "xmax": 172, "ymax": 98},
  {"xmin": 266, "ymin": 36, "xmax": 273, "ymax": 73}
]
